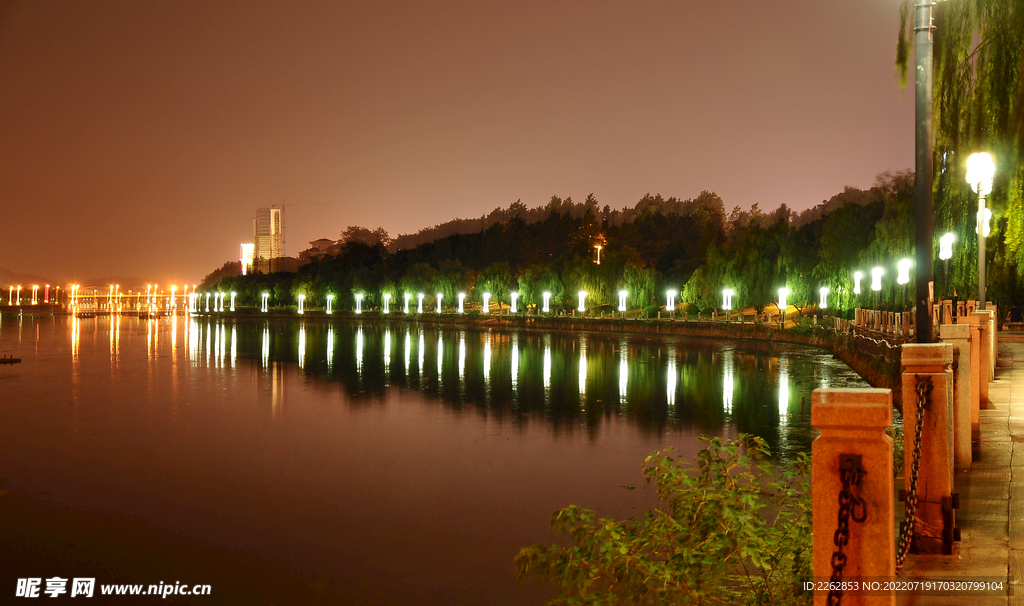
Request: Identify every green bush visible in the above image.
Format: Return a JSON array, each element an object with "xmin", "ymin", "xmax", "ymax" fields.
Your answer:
[{"xmin": 515, "ymin": 436, "xmax": 811, "ymax": 605}]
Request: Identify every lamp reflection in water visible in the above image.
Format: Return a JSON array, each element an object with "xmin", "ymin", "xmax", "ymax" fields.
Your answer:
[
  {"xmin": 778, "ymin": 357, "xmax": 790, "ymax": 422},
  {"xmin": 71, "ymin": 315, "xmax": 80, "ymax": 361},
  {"xmin": 404, "ymin": 330, "xmax": 411, "ymax": 379},
  {"xmin": 418, "ymin": 331, "xmax": 425, "ymax": 383},
  {"xmin": 543, "ymin": 335, "xmax": 552, "ymax": 392},
  {"xmin": 355, "ymin": 328, "xmax": 363, "ymax": 377},
  {"xmin": 458, "ymin": 331, "xmax": 466, "ymax": 380},
  {"xmin": 483, "ymin": 333, "xmax": 491, "ymax": 386},
  {"xmin": 436, "ymin": 334, "xmax": 443, "ymax": 386},
  {"xmin": 666, "ymin": 345, "xmax": 677, "ymax": 410},
  {"xmin": 262, "ymin": 327, "xmax": 270, "ymax": 367},
  {"xmin": 511, "ymin": 334, "xmax": 519, "ymax": 391},
  {"xmin": 297, "ymin": 326, "xmax": 306, "ymax": 369},
  {"xmin": 231, "ymin": 325, "xmax": 236, "ymax": 368},
  {"xmin": 722, "ymin": 346, "xmax": 735, "ymax": 414},
  {"xmin": 578, "ymin": 338, "xmax": 587, "ymax": 398},
  {"xmin": 327, "ymin": 327, "xmax": 334, "ymax": 371},
  {"xmin": 384, "ymin": 329, "xmax": 391, "ymax": 376},
  {"xmin": 619, "ymin": 344, "xmax": 628, "ymax": 405}
]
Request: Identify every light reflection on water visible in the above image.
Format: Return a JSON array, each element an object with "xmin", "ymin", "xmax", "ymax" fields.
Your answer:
[
  {"xmin": 55, "ymin": 314, "xmax": 872, "ymax": 462},
  {"xmin": 3, "ymin": 313, "xmax": 872, "ymax": 604},
  {"xmin": 127, "ymin": 317, "xmax": 869, "ymax": 459}
]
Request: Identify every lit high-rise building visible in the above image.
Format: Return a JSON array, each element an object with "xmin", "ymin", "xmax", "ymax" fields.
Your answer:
[
  {"xmin": 240, "ymin": 243, "xmax": 255, "ymax": 275},
  {"xmin": 253, "ymin": 206, "xmax": 283, "ymax": 272}
]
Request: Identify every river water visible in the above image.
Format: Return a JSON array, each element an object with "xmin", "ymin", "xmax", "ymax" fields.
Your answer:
[{"xmin": 0, "ymin": 314, "xmax": 867, "ymax": 604}]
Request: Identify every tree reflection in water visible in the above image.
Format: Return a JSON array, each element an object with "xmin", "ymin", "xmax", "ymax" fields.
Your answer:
[{"xmin": 200, "ymin": 318, "xmax": 869, "ymax": 461}]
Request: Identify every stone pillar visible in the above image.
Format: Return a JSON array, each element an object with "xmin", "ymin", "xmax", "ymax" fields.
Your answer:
[
  {"xmin": 943, "ymin": 301, "xmax": 953, "ymax": 325},
  {"xmin": 939, "ymin": 324, "xmax": 973, "ymax": 470},
  {"xmin": 901, "ymin": 343, "xmax": 956, "ymax": 555},
  {"xmin": 958, "ymin": 313, "xmax": 982, "ymax": 435},
  {"xmin": 812, "ymin": 388, "xmax": 894, "ymax": 606},
  {"xmin": 971, "ymin": 311, "xmax": 991, "ymax": 403},
  {"xmin": 875, "ymin": 311, "xmax": 882, "ymax": 332},
  {"xmin": 957, "ymin": 300, "xmax": 965, "ymax": 319},
  {"xmin": 983, "ymin": 309, "xmax": 996, "ymax": 381}
]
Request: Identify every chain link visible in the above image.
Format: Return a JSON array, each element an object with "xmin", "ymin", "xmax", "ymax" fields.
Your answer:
[
  {"xmin": 895, "ymin": 375, "xmax": 930, "ymax": 573},
  {"xmin": 828, "ymin": 456, "xmax": 867, "ymax": 606}
]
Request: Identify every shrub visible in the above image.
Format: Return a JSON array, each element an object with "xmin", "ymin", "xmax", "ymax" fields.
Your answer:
[{"xmin": 515, "ymin": 436, "xmax": 811, "ymax": 605}]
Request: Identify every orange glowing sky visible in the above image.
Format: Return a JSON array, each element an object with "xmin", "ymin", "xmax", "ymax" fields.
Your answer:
[{"xmin": 0, "ymin": 1, "xmax": 914, "ymax": 284}]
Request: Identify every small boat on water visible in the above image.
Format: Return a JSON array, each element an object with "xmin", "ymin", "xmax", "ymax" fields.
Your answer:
[
  {"xmin": 75, "ymin": 312, "xmax": 96, "ymax": 318},
  {"xmin": 0, "ymin": 355, "xmax": 21, "ymax": 364}
]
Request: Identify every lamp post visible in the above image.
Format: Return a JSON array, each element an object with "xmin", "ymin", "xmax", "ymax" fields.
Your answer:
[
  {"xmin": 913, "ymin": 0, "xmax": 941, "ymax": 342},
  {"xmin": 577, "ymin": 291, "xmax": 586, "ymax": 313},
  {"xmin": 897, "ymin": 258, "xmax": 912, "ymax": 310},
  {"xmin": 966, "ymin": 152, "xmax": 995, "ymax": 310},
  {"xmin": 939, "ymin": 232, "xmax": 954, "ymax": 298},
  {"xmin": 871, "ymin": 266, "xmax": 884, "ymax": 309},
  {"xmin": 778, "ymin": 287, "xmax": 789, "ymax": 326}
]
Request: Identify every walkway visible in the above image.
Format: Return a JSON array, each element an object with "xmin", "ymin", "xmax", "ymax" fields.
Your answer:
[{"xmin": 896, "ymin": 333, "xmax": 1024, "ymax": 605}]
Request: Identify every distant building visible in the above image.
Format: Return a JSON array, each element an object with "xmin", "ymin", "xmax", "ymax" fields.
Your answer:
[
  {"xmin": 299, "ymin": 238, "xmax": 340, "ymax": 263},
  {"xmin": 253, "ymin": 206, "xmax": 284, "ymax": 272}
]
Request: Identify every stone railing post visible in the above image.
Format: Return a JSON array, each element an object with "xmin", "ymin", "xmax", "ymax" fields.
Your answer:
[
  {"xmin": 901, "ymin": 343, "xmax": 957, "ymax": 554},
  {"xmin": 971, "ymin": 311, "xmax": 991, "ymax": 402},
  {"xmin": 812, "ymin": 388, "xmax": 894, "ymax": 606},
  {"xmin": 981, "ymin": 309, "xmax": 995, "ymax": 381},
  {"xmin": 957, "ymin": 301, "xmax": 965, "ymax": 319},
  {"xmin": 959, "ymin": 313, "xmax": 982, "ymax": 436},
  {"xmin": 939, "ymin": 324, "xmax": 973, "ymax": 470}
]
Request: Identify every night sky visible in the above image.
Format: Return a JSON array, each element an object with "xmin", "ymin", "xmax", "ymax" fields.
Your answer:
[{"xmin": 0, "ymin": 1, "xmax": 914, "ymax": 285}]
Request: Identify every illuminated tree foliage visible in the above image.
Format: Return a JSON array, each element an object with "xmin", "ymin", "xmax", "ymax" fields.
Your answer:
[{"xmin": 898, "ymin": 0, "xmax": 1024, "ymax": 301}]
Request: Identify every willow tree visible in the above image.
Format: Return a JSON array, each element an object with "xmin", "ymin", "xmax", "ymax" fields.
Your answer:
[{"xmin": 897, "ymin": 0, "xmax": 1024, "ymax": 302}]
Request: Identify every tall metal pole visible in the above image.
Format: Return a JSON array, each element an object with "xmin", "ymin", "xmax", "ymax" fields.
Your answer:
[
  {"xmin": 978, "ymin": 193, "xmax": 987, "ymax": 310},
  {"xmin": 914, "ymin": 0, "xmax": 935, "ymax": 342}
]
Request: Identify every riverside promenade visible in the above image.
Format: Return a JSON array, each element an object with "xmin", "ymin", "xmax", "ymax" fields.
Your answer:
[{"xmin": 895, "ymin": 333, "xmax": 1024, "ymax": 605}]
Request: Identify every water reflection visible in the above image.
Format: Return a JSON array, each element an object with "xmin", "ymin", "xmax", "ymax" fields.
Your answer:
[{"xmin": 169, "ymin": 319, "xmax": 868, "ymax": 458}]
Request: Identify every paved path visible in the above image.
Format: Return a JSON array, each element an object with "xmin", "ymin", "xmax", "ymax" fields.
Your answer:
[{"xmin": 895, "ymin": 333, "xmax": 1024, "ymax": 605}]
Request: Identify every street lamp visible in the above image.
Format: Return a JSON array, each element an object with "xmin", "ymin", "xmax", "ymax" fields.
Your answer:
[
  {"xmin": 510, "ymin": 291, "xmax": 519, "ymax": 314},
  {"xmin": 853, "ymin": 271, "xmax": 863, "ymax": 295},
  {"xmin": 354, "ymin": 293, "xmax": 362, "ymax": 314},
  {"xmin": 458, "ymin": 292, "xmax": 466, "ymax": 314},
  {"xmin": 939, "ymin": 232, "xmax": 954, "ymax": 298},
  {"xmin": 618, "ymin": 290, "xmax": 627, "ymax": 313},
  {"xmin": 778, "ymin": 287, "xmax": 790, "ymax": 324},
  {"xmin": 577, "ymin": 291, "xmax": 586, "ymax": 313},
  {"xmin": 482, "ymin": 292, "xmax": 491, "ymax": 313},
  {"xmin": 966, "ymin": 151, "xmax": 995, "ymax": 309},
  {"xmin": 819, "ymin": 287, "xmax": 829, "ymax": 310},
  {"xmin": 542, "ymin": 291, "xmax": 551, "ymax": 313},
  {"xmin": 722, "ymin": 288, "xmax": 734, "ymax": 311}
]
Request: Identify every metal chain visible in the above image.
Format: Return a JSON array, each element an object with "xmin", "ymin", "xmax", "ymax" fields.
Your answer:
[
  {"xmin": 828, "ymin": 456, "xmax": 867, "ymax": 606},
  {"xmin": 895, "ymin": 376, "xmax": 930, "ymax": 573}
]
